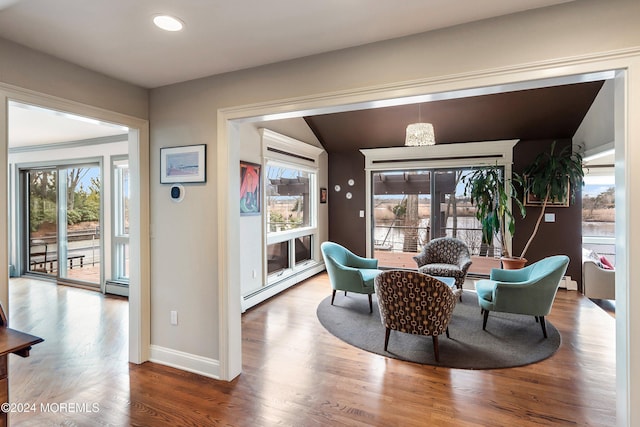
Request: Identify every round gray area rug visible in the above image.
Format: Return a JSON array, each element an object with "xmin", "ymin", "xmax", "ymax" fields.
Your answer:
[{"xmin": 316, "ymin": 292, "xmax": 561, "ymax": 369}]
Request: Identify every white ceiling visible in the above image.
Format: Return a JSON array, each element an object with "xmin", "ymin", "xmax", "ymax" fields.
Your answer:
[
  {"xmin": 8, "ymin": 102, "xmax": 128, "ymax": 148},
  {"xmin": 0, "ymin": 0, "xmax": 574, "ymax": 89}
]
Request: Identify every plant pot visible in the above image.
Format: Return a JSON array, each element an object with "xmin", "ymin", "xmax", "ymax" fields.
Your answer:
[{"xmin": 501, "ymin": 257, "xmax": 527, "ymax": 270}]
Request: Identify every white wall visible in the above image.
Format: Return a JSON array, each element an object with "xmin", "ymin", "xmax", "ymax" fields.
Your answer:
[
  {"xmin": 0, "ymin": 38, "xmax": 148, "ymax": 119},
  {"xmin": 8, "ymin": 140, "xmax": 129, "ymax": 284},
  {"xmin": 238, "ymin": 124, "xmax": 263, "ymax": 297},
  {"xmin": 574, "ymin": 79, "xmax": 615, "ymax": 152}
]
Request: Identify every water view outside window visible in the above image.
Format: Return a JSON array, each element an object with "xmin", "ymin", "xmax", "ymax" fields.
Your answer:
[
  {"xmin": 266, "ymin": 165, "xmax": 313, "ymax": 233},
  {"xmin": 582, "ymin": 173, "xmax": 615, "ymax": 263},
  {"xmin": 372, "ymin": 168, "xmax": 500, "ymax": 275}
]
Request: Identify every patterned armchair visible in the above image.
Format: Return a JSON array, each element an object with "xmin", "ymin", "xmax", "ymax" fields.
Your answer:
[
  {"xmin": 413, "ymin": 237, "xmax": 472, "ymax": 296},
  {"xmin": 374, "ymin": 270, "xmax": 457, "ymax": 362}
]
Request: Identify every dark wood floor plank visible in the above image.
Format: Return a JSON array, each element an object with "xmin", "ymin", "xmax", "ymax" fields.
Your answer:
[{"xmin": 6, "ymin": 274, "xmax": 616, "ymax": 426}]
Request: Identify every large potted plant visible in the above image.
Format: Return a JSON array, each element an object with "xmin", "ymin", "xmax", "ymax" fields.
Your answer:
[
  {"xmin": 462, "ymin": 166, "xmax": 526, "ymax": 265},
  {"xmin": 517, "ymin": 140, "xmax": 584, "ymax": 260}
]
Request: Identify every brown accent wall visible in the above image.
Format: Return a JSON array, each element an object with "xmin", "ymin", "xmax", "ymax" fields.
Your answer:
[
  {"xmin": 327, "ymin": 151, "xmax": 367, "ymax": 256},
  {"xmin": 512, "ymin": 139, "xmax": 583, "ymax": 289},
  {"xmin": 327, "ymin": 140, "xmax": 584, "ymax": 288}
]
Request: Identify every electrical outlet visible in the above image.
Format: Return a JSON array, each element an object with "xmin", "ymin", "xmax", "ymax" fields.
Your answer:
[
  {"xmin": 252, "ymin": 269, "xmax": 257, "ymax": 279},
  {"xmin": 170, "ymin": 310, "xmax": 178, "ymax": 325}
]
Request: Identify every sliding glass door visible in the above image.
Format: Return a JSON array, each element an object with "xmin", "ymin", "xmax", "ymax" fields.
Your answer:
[
  {"xmin": 25, "ymin": 164, "xmax": 102, "ymax": 286},
  {"xmin": 27, "ymin": 168, "xmax": 58, "ymax": 277},
  {"xmin": 372, "ymin": 167, "xmax": 501, "ymax": 275}
]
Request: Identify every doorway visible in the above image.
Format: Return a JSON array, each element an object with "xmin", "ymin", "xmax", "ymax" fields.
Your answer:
[
  {"xmin": 2, "ymin": 91, "xmax": 150, "ymax": 365},
  {"xmin": 220, "ymin": 67, "xmax": 631, "ymax": 400}
]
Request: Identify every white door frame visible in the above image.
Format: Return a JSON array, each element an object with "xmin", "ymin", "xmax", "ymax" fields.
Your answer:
[
  {"xmin": 0, "ymin": 83, "xmax": 151, "ymax": 364},
  {"xmin": 218, "ymin": 48, "xmax": 640, "ymax": 426}
]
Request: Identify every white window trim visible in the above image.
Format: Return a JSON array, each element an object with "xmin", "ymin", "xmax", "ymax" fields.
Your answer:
[
  {"xmin": 361, "ymin": 139, "xmax": 519, "ymax": 258},
  {"xmin": 111, "ymin": 157, "xmax": 129, "ymax": 286},
  {"xmin": 242, "ymin": 129, "xmax": 326, "ymax": 307}
]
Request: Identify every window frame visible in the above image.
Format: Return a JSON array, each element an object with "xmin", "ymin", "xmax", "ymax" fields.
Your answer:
[
  {"xmin": 111, "ymin": 156, "xmax": 130, "ymax": 283},
  {"xmin": 261, "ymin": 129, "xmax": 324, "ymax": 285},
  {"xmin": 361, "ymin": 140, "xmax": 519, "ymax": 259},
  {"xmin": 582, "ymin": 164, "xmax": 615, "ymax": 262}
]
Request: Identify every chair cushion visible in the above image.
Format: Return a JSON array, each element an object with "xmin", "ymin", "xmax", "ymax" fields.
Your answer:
[
  {"xmin": 360, "ymin": 269, "xmax": 383, "ymax": 289},
  {"xmin": 419, "ymin": 263, "xmax": 464, "ymax": 278},
  {"xmin": 475, "ymin": 279, "xmax": 496, "ymax": 302}
]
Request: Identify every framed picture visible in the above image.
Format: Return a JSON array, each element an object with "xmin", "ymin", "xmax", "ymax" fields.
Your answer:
[
  {"xmin": 320, "ymin": 187, "xmax": 328, "ymax": 204},
  {"xmin": 523, "ymin": 177, "xmax": 570, "ymax": 207},
  {"xmin": 160, "ymin": 145, "xmax": 206, "ymax": 183},
  {"xmin": 240, "ymin": 161, "xmax": 261, "ymax": 215}
]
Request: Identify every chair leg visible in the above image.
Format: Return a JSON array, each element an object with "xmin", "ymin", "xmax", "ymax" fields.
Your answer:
[
  {"xmin": 432, "ymin": 335, "xmax": 440, "ymax": 362},
  {"xmin": 331, "ymin": 290, "xmax": 336, "ymax": 305},
  {"xmin": 535, "ymin": 316, "xmax": 539, "ymax": 323},
  {"xmin": 482, "ymin": 309, "xmax": 489, "ymax": 330},
  {"xmin": 540, "ymin": 316, "xmax": 548, "ymax": 338},
  {"xmin": 446, "ymin": 327, "xmax": 450, "ymax": 339},
  {"xmin": 384, "ymin": 328, "xmax": 391, "ymax": 351},
  {"xmin": 458, "ymin": 285, "xmax": 463, "ymax": 302},
  {"xmin": 344, "ymin": 291, "xmax": 347, "ymax": 296},
  {"xmin": 368, "ymin": 294, "xmax": 373, "ymax": 314}
]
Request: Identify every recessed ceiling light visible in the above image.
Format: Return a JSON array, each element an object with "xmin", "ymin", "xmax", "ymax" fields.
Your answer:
[{"xmin": 153, "ymin": 15, "xmax": 184, "ymax": 32}]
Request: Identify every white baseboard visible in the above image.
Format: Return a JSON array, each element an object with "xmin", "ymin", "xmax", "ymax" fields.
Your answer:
[
  {"xmin": 106, "ymin": 281, "xmax": 129, "ymax": 297},
  {"xmin": 241, "ymin": 263, "xmax": 325, "ymax": 311},
  {"xmin": 149, "ymin": 345, "xmax": 220, "ymax": 379},
  {"xmin": 559, "ymin": 275, "xmax": 578, "ymax": 291}
]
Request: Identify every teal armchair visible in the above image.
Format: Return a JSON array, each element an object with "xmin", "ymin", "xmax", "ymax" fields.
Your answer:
[
  {"xmin": 475, "ymin": 255, "xmax": 569, "ymax": 338},
  {"xmin": 321, "ymin": 241, "xmax": 382, "ymax": 313}
]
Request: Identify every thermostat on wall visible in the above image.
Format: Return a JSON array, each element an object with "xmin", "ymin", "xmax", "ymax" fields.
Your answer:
[{"xmin": 170, "ymin": 184, "xmax": 185, "ymax": 202}]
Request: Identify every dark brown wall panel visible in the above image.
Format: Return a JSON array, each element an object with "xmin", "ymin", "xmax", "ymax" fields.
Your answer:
[
  {"xmin": 512, "ymin": 139, "xmax": 583, "ymax": 289},
  {"xmin": 327, "ymin": 151, "xmax": 367, "ymax": 256},
  {"xmin": 326, "ymin": 140, "xmax": 584, "ymax": 289}
]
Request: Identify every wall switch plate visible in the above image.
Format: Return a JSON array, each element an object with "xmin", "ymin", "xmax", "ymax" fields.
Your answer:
[
  {"xmin": 170, "ymin": 310, "xmax": 178, "ymax": 325},
  {"xmin": 544, "ymin": 213, "xmax": 555, "ymax": 222},
  {"xmin": 359, "ymin": 210, "xmax": 365, "ymax": 218}
]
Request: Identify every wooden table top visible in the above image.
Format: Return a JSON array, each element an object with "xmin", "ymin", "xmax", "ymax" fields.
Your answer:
[{"xmin": 0, "ymin": 327, "xmax": 44, "ymax": 358}]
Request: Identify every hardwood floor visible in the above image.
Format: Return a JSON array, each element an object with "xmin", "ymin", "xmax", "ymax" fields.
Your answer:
[{"xmin": 7, "ymin": 274, "xmax": 616, "ymax": 426}]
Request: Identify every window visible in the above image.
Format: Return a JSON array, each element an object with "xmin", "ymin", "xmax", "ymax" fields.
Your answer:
[
  {"xmin": 264, "ymin": 162, "xmax": 316, "ymax": 281},
  {"xmin": 582, "ymin": 168, "xmax": 615, "ymax": 264},
  {"xmin": 266, "ymin": 165, "xmax": 313, "ymax": 233},
  {"xmin": 261, "ymin": 128, "xmax": 324, "ymax": 285},
  {"xmin": 24, "ymin": 163, "xmax": 102, "ymax": 286},
  {"xmin": 295, "ymin": 235, "xmax": 312, "ymax": 265},
  {"xmin": 112, "ymin": 158, "xmax": 130, "ymax": 282},
  {"xmin": 372, "ymin": 168, "xmax": 492, "ymax": 275},
  {"xmin": 363, "ymin": 140, "xmax": 518, "ymax": 277}
]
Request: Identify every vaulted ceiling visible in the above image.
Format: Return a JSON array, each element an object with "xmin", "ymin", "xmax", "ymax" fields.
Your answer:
[{"xmin": 305, "ymin": 80, "xmax": 605, "ymax": 153}]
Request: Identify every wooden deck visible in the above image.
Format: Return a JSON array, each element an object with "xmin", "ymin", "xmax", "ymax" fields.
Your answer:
[{"xmin": 375, "ymin": 250, "xmax": 500, "ymax": 275}]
